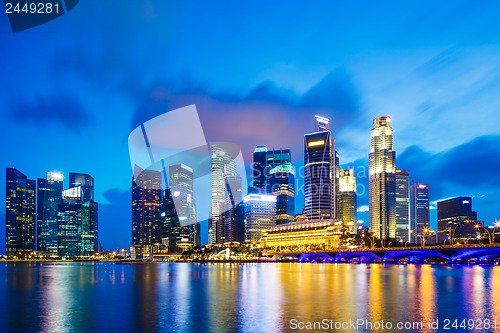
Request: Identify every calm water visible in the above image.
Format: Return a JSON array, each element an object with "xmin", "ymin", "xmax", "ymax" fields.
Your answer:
[{"xmin": 0, "ymin": 262, "xmax": 499, "ymax": 332}]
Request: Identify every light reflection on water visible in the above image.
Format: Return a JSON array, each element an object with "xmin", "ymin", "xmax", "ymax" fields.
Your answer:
[{"xmin": 0, "ymin": 262, "xmax": 499, "ymax": 333}]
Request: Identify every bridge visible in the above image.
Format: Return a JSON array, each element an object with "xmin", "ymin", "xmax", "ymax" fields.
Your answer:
[{"xmin": 272, "ymin": 244, "xmax": 500, "ymax": 264}]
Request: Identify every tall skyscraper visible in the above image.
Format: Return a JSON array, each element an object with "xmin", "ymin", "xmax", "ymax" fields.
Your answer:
[
  {"xmin": 209, "ymin": 144, "xmax": 241, "ymax": 244},
  {"xmin": 410, "ymin": 182, "xmax": 429, "ymax": 243},
  {"xmin": 5, "ymin": 168, "xmax": 36, "ymax": 257},
  {"xmin": 132, "ymin": 169, "xmax": 162, "ymax": 251},
  {"xmin": 304, "ymin": 116, "xmax": 336, "ymax": 220},
  {"xmin": 395, "ymin": 169, "xmax": 410, "ymax": 242},
  {"xmin": 438, "ymin": 197, "xmax": 478, "ymax": 241},
  {"xmin": 253, "ymin": 146, "xmax": 268, "ymax": 192},
  {"xmin": 369, "ymin": 116, "xmax": 396, "ymax": 239},
  {"xmin": 337, "ymin": 169, "xmax": 357, "ymax": 229},
  {"xmin": 169, "ymin": 164, "xmax": 200, "ymax": 248},
  {"xmin": 244, "ymin": 194, "xmax": 276, "ymax": 243},
  {"xmin": 69, "ymin": 172, "xmax": 98, "ymax": 253},
  {"xmin": 223, "ymin": 174, "xmax": 244, "ymax": 242},
  {"xmin": 268, "ymin": 162, "xmax": 295, "ymax": 225},
  {"xmin": 37, "ymin": 172, "xmax": 64, "ymax": 253},
  {"xmin": 58, "ymin": 186, "xmax": 83, "ymax": 257}
]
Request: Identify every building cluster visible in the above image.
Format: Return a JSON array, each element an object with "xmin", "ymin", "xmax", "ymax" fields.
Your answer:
[
  {"xmin": 131, "ymin": 165, "xmax": 201, "ymax": 257},
  {"xmin": 5, "ymin": 168, "xmax": 98, "ymax": 258}
]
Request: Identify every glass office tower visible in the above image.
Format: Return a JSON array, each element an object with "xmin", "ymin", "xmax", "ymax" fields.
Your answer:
[
  {"xmin": 410, "ymin": 182, "xmax": 430, "ymax": 243},
  {"xmin": 268, "ymin": 162, "xmax": 295, "ymax": 224},
  {"xmin": 37, "ymin": 171, "xmax": 64, "ymax": 254},
  {"xmin": 132, "ymin": 169, "xmax": 162, "ymax": 251},
  {"xmin": 395, "ymin": 169, "xmax": 410, "ymax": 242},
  {"xmin": 5, "ymin": 168, "xmax": 36, "ymax": 257},
  {"xmin": 304, "ymin": 116, "xmax": 336, "ymax": 220}
]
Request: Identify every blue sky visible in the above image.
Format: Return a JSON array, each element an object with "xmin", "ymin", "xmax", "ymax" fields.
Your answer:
[{"xmin": 1, "ymin": 1, "xmax": 500, "ymax": 250}]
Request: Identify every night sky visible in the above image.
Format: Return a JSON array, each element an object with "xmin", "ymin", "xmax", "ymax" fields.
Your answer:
[{"xmin": 1, "ymin": 1, "xmax": 500, "ymax": 252}]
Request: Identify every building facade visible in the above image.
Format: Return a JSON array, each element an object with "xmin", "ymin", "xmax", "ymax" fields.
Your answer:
[
  {"xmin": 438, "ymin": 197, "xmax": 478, "ymax": 242},
  {"xmin": 37, "ymin": 172, "xmax": 64, "ymax": 254},
  {"xmin": 395, "ymin": 169, "xmax": 410, "ymax": 242},
  {"xmin": 304, "ymin": 116, "xmax": 336, "ymax": 220},
  {"xmin": 337, "ymin": 169, "xmax": 357, "ymax": 229},
  {"xmin": 261, "ymin": 219, "xmax": 345, "ymax": 251},
  {"xmin": 410, "ymin": 182, "xmax": 430, "ymax": 243},
  {"xmin": 268, "ymin": 162, "xmax": 295, "ymax": 224},
  {"xmin": 369, "ymin": 117, "xmax": 396, "ymax": 239},
  {"xmin": 5, "ymin": 168, "xmax": 36, "ymax": 257},
  {"xmin": 132, "ymin": 169, "xmax": 162, "ymax": 251},
  {"xmin": 244, "ymin": 194, "xmax": 276, "ymax": 243}
]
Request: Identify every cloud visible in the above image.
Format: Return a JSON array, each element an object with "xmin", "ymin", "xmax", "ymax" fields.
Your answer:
[
  {"xmin": 10, "ymin": 95, "xmax": 95, "ymax": 131},
  {"xmin": 397, "ymin": 135, "xmax": 500, "ymax": 199}
]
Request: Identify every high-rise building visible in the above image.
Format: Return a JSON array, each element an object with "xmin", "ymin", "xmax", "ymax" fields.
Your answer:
[
  {"xmin": 132, "ymin": 169, "xmax": 162, "ymax": 251},
  {"xmin": 58, "ymin": 187, "xmax": 83, "ymax": 257},
  {"xmin": 337, "ymin": 169, "xmax": 357, "ymax": 229},
  {"xmin": 209, "ymin": 144, "xmax": 240, "ymax": 244},
  {"xmin": 304, "ymin": 116, "xmax": 336, "ymax": 220},
  {"xmin": 264, "ymin": 149, "xmax": 292, "ymax": 192},
  {"xmin": 5, "ymin": 168, "xmax": 36, "ymax": 257},
  {"xmin": 244, "ymin": 194, "xmax": 276, "ymax": 243},
  {"xmin": 395, "ymin": 169, "xmax": 410, "ymax": 242},
  {"xmin": 222, "ymin": 174, "xmax": 244, "ymax": 243},
  {"xmin": 438, "ymin": 197, "xmax": 478, "ymax": 241},
  {"xmin": 410, "ymin": 182, "xmax": 429, "ymax": 243},
  {"xmin": 37, "ymin": 172, "xmax": 64, "ymax": 253},
  {"xmin": 68, "ymin": 173, "xmax": 98, "ymax": 253},
  {"xmin": 253, "ymin": 146, "xmax": 268, "ymax": 192},
  {"xmin": 268, "ymin": 162, "xmax": 295, "ymax": 224},
  {"xmin": 369, "ymin": 116, "xmax": 396, "ymax": 239}
]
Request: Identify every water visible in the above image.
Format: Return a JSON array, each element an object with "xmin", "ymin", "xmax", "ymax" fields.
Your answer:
[{"xmin": 0, "ymin": 262, "xmax": 499, "ymax": 332}]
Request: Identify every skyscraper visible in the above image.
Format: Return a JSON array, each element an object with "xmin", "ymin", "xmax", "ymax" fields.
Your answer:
[
  {"xmin": 337, "ymin": 169, "xmax": 357, "ymax": 229},
  {"xmin": 410, "ymin": 182, "xmax": 429, "ymax": 243},
  {"xmin": 58, "ymin": 186, "xmax": 83, "ymax": 257},
  {"xmin": 209, "ymin": 144, "xmax": 240, "ymax": 244},
  {"xmin": 69, "ymin": 172, "xmax": 98, "ymax": 253},
  {"xmin": 264, "ymin": 149, "xmax": 292, "ymax": 192},
  {"xmin": 168, "ymin": 164, "xmax": 200, "ymax": 248},
  {"xmin": 269, "ymin": 162, "xmax": 295, "ymax": 224},
  {"xmin": 304, "ymin": 116, "xmax": 336, "ymax": 220},
  {"xmin": 253, "ymin": 146, "xmax": 268, "ymax": 192},
  {"xmin": 438, "ymin": 197, "xmax": 478, "ymax": 241},
  {"xmin": 244, "ymin": 194, "xmax": 276, "ymax": 243},
  {"xmin": 132, "ymin": 169, "xmax": 162, "ymax": 251},
  {"xmin": 5, "ymin": 168, "xmax": 36, "ymax": 257},
  {"xmin": 37, "ymin": 172, "xmax": 64, "ymax": 254},
  {"xmin": 395, "ymin": 169, "xmax": 410, "ymax": 242},
  {"xmin": 369, "ymin": 116, "xmax": 396, "ymax": 239}
]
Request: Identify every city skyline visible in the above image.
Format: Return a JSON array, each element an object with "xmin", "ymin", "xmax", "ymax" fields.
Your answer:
[{"xmin": 2, "ymin": 1, "xmax": 500, "ymax": 251}]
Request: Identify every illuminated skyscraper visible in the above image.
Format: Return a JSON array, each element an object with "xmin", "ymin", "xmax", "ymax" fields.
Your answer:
[
  {"xmin": 209, "ymin": 144, "xmax": 239, "ymax": 244},
  {"xmin": 5, "ymin": 168, "xmax": 36, "ymax": 257},
  {"xmin": 269, "ymin": 162, "xmax": 295, "ymax": 224},
  {"xmin": 304, "ymin": 116, "xmax": 336, "ymax": 220},
  {"xmin": 132, "ymin": 169, "xmax": 162, "ymax": 250},
  {"xmin": 337, "ymin": 169, "xmax": 357, "ymax": 229},
  {"xmin": 395, "ymin": 169, "xmax": 410, "ymax": 242},
  {"xmin": 244, "ymin": 194, "xmax": 276, "ymax": 243},
  {"xmin": 168, "ymin": 164, "xmax": 200, "ymax": 248},
  {"xmin": 37, "ymin": 172, "xmax": 64, "ymax": 253},
  {"xmin": 369, "ymin": 117, "xmax": 396, "ymax": 239},
  {"xmin": 410, "ymin": 182, "xmax": 429, "ymax": 243}
]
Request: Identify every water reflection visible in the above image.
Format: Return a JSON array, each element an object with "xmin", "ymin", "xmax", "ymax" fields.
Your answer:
[{"xmin": 0, "ymin": 262, "xmax": 499, "ymax": 332}]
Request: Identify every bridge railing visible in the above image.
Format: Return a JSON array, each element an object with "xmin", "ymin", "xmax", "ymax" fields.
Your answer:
[{"xmin": 267, "ymin": 243, "xmax": 500, "ymax": 255}]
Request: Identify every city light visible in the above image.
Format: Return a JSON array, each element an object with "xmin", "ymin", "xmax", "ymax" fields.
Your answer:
[{"xmin": 307, "ymin": 140, "xmax": 325, "ymax": 147}]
